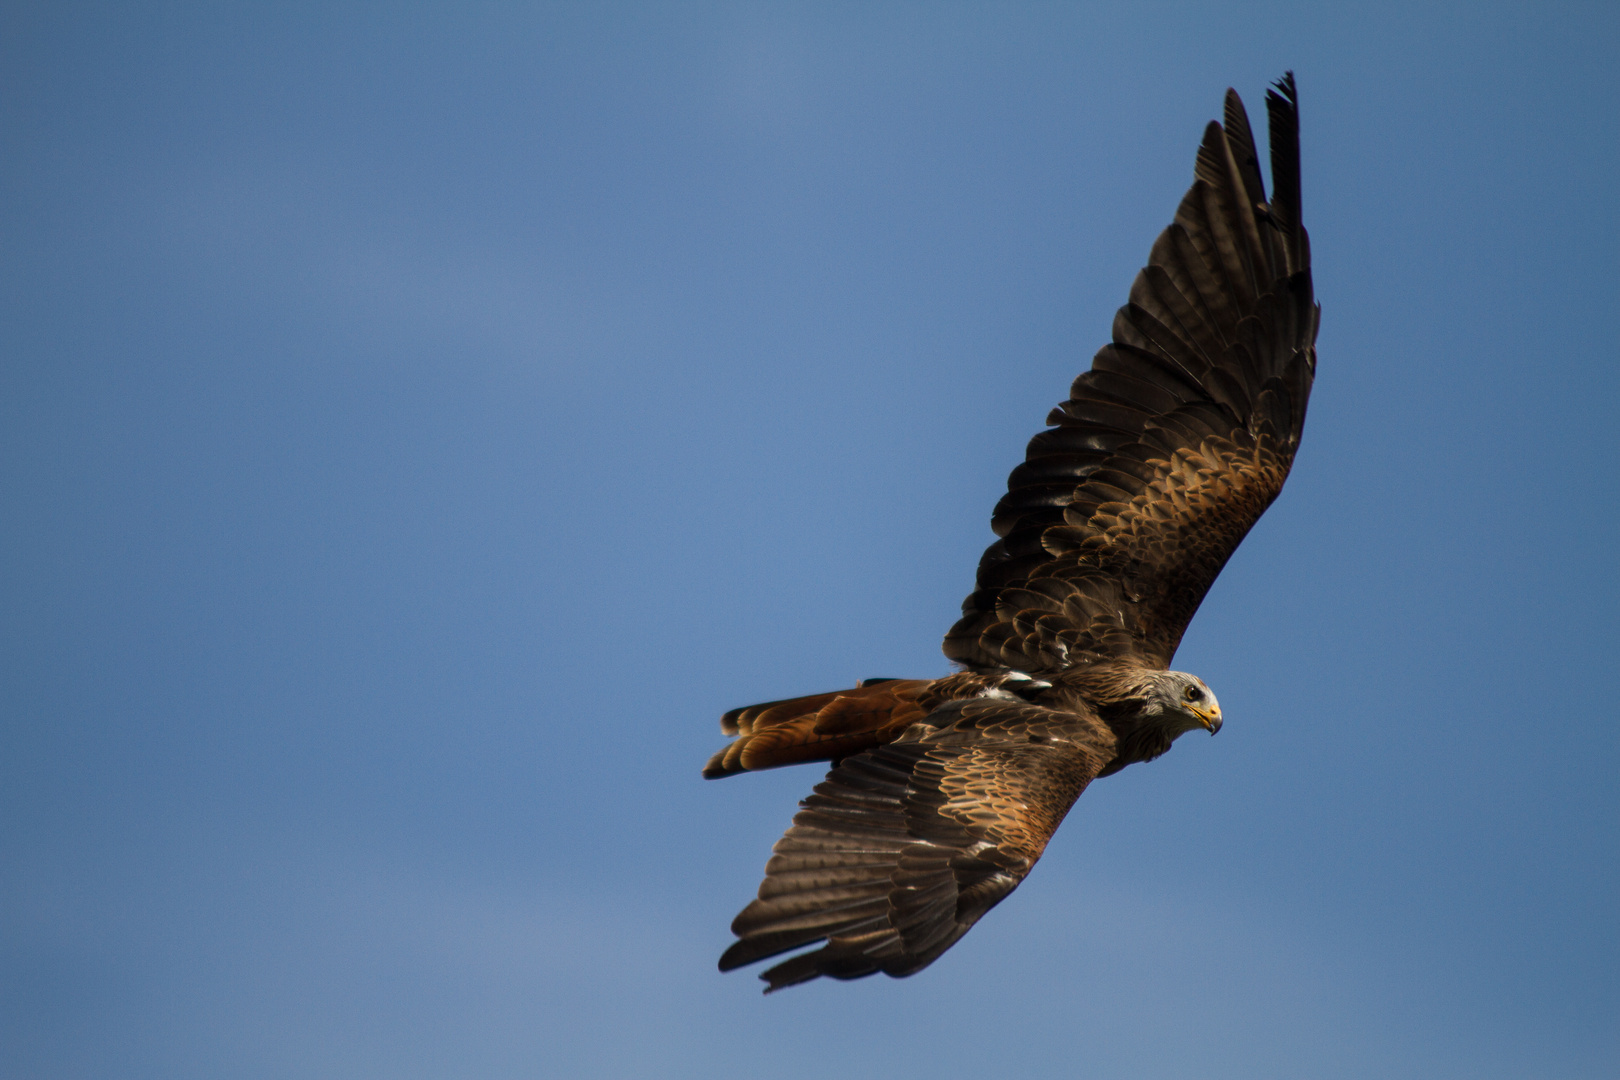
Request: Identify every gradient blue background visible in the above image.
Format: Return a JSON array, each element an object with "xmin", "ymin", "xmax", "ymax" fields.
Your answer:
[{"xmin": 4, "ymin": 4, "xmax": 1617, "ymax": 1077}]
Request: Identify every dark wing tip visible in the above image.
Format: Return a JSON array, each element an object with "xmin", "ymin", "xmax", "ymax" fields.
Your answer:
[{"xmin": 1264, "ymin": 72, "xmax": 1305, "ymax": 270}]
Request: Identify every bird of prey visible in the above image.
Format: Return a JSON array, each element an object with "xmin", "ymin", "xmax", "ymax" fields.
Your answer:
[{"xmin": 705, "ymin": 75, "xmax": 1317, "ymax": 993}]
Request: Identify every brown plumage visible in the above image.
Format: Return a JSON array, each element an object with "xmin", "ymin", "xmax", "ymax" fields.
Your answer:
[{"xmin": 708, "ymin": 75, "xmax": 1317, "ymax": 992}]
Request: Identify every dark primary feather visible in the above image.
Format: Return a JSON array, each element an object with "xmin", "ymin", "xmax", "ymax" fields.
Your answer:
[{"xmin": 944, "ymin": 73, "xmax": 1317, "ymax": 673}]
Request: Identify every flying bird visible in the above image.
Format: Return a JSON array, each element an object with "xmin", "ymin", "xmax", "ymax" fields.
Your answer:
[{"xmin": 706, "ymin": 75, "xmax": 1317, "ymax": 992}]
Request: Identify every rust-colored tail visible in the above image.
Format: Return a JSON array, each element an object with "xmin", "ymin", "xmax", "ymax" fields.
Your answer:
[
  {"xmin": 702, "ymin": 672, "xmax": 1032, "ymax": 778},
  {"xmin": 703, "ymin": 679, "xmax": 931, "ymax": 778}
]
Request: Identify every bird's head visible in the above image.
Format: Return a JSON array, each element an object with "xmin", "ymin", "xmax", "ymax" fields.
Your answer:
[{"xmin": 1144, "ymin": 671, "xmax": 1223, "ymax": 737}]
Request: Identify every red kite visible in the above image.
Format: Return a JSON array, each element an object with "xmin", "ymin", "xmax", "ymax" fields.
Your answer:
[{"xmin": 708, "ymin": 75, "xmax": 1317, "ymax": 992}]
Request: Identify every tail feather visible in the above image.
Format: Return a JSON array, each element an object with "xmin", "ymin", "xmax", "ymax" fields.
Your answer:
[
  {"xmin": 702, "ymin": 678, "xmax": 932, "ymax": 778},
  {"xmin": 704, "ymin": 670, "xmax": 1052, "ymax": 779}
]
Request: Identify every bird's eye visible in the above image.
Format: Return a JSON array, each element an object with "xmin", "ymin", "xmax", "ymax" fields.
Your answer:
[{"xmin": 1185, "ymin": 686, "xmax": 1203, "ymax": 701}]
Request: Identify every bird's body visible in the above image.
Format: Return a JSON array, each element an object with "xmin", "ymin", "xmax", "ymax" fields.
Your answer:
[{"xmin": 707, "ymin": 75, "xmax": 1317, "ymax": 993}]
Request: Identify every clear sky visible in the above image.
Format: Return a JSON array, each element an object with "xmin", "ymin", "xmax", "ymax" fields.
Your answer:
[{"xmin": 3, "ymin": 3, "xmax": 1617, "ymax": 1078}]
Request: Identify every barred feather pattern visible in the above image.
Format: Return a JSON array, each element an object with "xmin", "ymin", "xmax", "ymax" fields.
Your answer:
[{"xmin": 719, "ymin": 698, "xmax": 1115, "ymax": 992}]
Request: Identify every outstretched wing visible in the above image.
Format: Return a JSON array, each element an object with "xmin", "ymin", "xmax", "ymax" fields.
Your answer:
[
  {"xmin": 719, "ymin": 699, "xmax": 1115, "ymax": 991},
  {"xmin": 945, "ymin": 76, "xmax": 1317, "ymax": 673}
]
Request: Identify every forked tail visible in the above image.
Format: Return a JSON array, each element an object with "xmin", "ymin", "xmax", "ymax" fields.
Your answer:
[{"xmin": 703, "ymin": 678, "xmax": 930, "ymax": 778}]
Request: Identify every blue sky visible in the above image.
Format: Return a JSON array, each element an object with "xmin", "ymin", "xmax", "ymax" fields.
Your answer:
[{"xmin": 3, "ymin": 3, "xmax": 1617, "ymax": 1077}]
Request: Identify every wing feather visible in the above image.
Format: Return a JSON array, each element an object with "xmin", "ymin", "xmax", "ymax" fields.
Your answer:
[
  {"xmin": 945, "ymin": 75, "xmax": 1316, "ymax": 672},
  {"xmin": 720, "ymin": 700, "xmax": 1115, "ymax": 991}
]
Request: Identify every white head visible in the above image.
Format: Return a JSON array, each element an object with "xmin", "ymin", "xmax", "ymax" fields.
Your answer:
[{"xmin": 1144, "ymin": 671, "xmax": 1223, "ymax": 738}]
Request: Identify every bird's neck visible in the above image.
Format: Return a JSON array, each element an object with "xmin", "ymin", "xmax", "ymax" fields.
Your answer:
[
  {"xmin": 1053, "ymin": 661, "xmax": 1159, "ymax": 716},
  {"xmin": 1053, "ymin": 661, "xmax": 1177, "ymax": 773}
]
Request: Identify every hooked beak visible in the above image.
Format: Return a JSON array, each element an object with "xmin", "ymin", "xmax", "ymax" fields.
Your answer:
[{"xmin": 1194, "ymin": 706, "xmax": 1222, "ymax": 735}]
